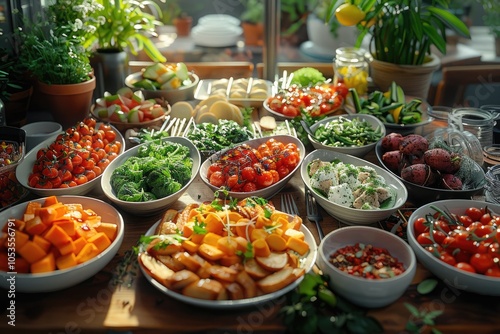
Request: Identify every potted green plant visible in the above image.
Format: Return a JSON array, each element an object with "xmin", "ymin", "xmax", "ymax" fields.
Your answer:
[
  {"xmin": 0, "ymin": 48, "xmax": 32, "ymax": 127},
  {"xmin": 83, "ymin": 0, "xmax": 166, "ymax": 97},
  {"xmin": 240, "ymin": 0, "xmax": 265, "ymax": 46},
  {"xmin": 326, "ymin": 0, "xmax": 470, "ymax": 99},
  {"xmin": 18, "ymin": 25, "xmax": 95, "ymax": 128}
]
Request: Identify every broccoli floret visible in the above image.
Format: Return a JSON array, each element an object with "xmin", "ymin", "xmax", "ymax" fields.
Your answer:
[{"xmin": 116, "ymin": 182, "xmax": 157, "ymax": 202}]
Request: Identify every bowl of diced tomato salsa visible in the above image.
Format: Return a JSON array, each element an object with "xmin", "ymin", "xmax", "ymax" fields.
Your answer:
[
  {"xmin": 16, "ymin": 118, "xmax": 125, "ymax": 197},
  {"xmin": 262, "ymin": 83, "xmax": 347, "ymax": 120},
  {"xmin": 317, "ymin": 226, "xmax": 416, "ymax": 308},
  {"xmin": 200, "ymin": 135, "xmax": 305, "ymax": 199}
]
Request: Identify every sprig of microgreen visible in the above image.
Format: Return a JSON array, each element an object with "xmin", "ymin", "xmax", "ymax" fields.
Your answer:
[
  {"xmin": 404, "ymin": 303, "xmax": 443, "ymax": 334},
  {"xmin": 281, "ymin": 272, "xmax": 383, "ymax": 334}
]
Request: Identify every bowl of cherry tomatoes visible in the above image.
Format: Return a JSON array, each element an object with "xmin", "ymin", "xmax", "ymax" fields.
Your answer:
[
  {"xmin": 16, "ymin": 118, "xmax": 126, "ymax": 197},
  {"xmin": 200, "ymin": 135, "xmax": 305, "ymax": 199},
  {"xmin": 408, "ymin": 199, "xmax": 500, "ymax": 296},
  {"xmin": 262, "ymin": 82, "xmax": 347, "ymax": 121}
]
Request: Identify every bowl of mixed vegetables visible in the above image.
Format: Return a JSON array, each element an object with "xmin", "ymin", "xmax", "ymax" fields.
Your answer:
[
  {"xmin": 300, "ymin": 149, "xmax": 407, "ymax": 225},
  {"xmin": 125, "ymin": 63, "xmax": 199, "ymax": 105},
  {"xmin": 346, "ymin": 82, "xmax": 433, "ymax": 135},
  {"xmin": 100, "ymin": 137, "xmax": 201, "ymax": 215},
  {"xmin": 308, "ymin": 114, "xmax": 385, "ymax": 158}
]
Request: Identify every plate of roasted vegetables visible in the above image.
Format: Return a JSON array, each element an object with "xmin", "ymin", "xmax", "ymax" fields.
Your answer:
[
  {"xmin": 346, "ymin": 82, "xmax": 433, "ymax": 134},
  {"xmin": 137, "ymin": 196, "xmax": 317, "ymax": 308}
]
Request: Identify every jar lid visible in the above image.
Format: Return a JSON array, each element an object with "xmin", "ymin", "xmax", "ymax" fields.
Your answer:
[{"xmin": 425, "ymin": 127, "xmax": 484, "ymax": 166}]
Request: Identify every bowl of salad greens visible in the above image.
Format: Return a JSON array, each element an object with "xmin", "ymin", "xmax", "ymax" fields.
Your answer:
[
  {"xmin": 308, "ymin": 114, "xmax": 385, "ymax": 158},
  {"xmin": 100, "ymin": 137, "xmax": 201, "ymax": 215}
]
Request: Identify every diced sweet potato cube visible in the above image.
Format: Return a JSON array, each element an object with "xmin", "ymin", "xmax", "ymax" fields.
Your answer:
[
  {"xmin": 219, "ymin": 254, "xmax": 242, "ymax": 267},
  {"xmin": 73, "ymin": 237, "xmax": 87, "ymax": 255},
  {"xmin": 198, "ymin": 243, "xmax": 224, "ymax": 261},
  {"xmin": 216, "ymin": 236, "xmax": 239, "ymax": 256},
  {"xmin": 75, "ymin": 223, "xmax": 97, "ymax": 240},
  {"xmin": 235, "ymin": 220, "xmax": 254, "ymax": 239},
  {"xmin": 202, "ymin": 232, "xmax": 221, "ymax": 247},
  {"xmin": 86, "ymin": 232, "xmax": 111, "ymax": 253},
  {"xmin": 205, "ymin": 213, "xmax": 224, "ymax": 234},
  {"xmin": 15, "ymin": 257, "xmax": 30, "ymax": 273},
  {"xmin": 75, "ymin": 243, "xmax": 99, "ymax": 264},
  {"xmin": 43, "ymin": 195, "xmax": 59, "ymax": 207},
  {"xmin": 2, "ymin": 219, "xmax": 25, "ymax": 233},
  {"xmin": 44, "ymin": 225, "xmax": 72, "ymax": 248},
  {"xmin": 5, "ymin": 230, "xmax": 29, "ymax": 249},
  {"xmin": 24, "ymin": 201, "xmax": 42, "ymax": 214},
  {"xmin": 58, "ymin": 239, "xmax": 76, "ymax": 256},
  {"xmin": 56, "ymin": 253, "xmax": 78, "ymax": 270},
  {"xmin": 190, "ymin": 232, "xmax": 204, "ymax": 244},
  {"xmin": 286, "ymin": 237, "xmax": 309, "ymax": 256},
  {"xmin": 252, "ymin": 238, "xmax": 271, "ymax": 257},
  {"xmin": 31, "ymin": 253, "xmax": 56, "ymax": 273},
  {"xmin": 36, "ymin": 202, "xmax": 67, "ymax": 225},
  {"xmin": 250, "ymin": 228, "xmax": 268, "ymax": 242},
  {"xmin": 265, "ymin": 234, "xmax": 287, "ymax": 252},
  {"xmin": 24, "ymin": 216, "xmax": 49, "ymax": 236},
  {"xmin": 94, "ymin": 222, "xmax": 117, "ymax": 241},
  {"xmin": 181, "ymin": 239, "xmax": 199, "ymax": 254},
  {"xmin": 17, "ymin": 240, "xmax": 47, "ymax": 264},
  {"xmin": 53, "ymin": 219, "xmax": 76, "ymax": 237},
  {"xmin": 32, "ymin": 235, "xmax": 52, "ymax": 253}
]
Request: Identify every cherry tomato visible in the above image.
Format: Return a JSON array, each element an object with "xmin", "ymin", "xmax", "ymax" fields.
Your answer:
[
  {"xmin": 413, "ymin": 217, "xmax": 429, "ymax": 235},
  {"xmin": 455, "ymin": 262, "xmax": 476, "ymax": 273},
  {"xmin": 469, "ymin": 253, "xmax": 494, "ymax": 274},
  {"xmin": 485, "ymin": 266, "xmax": 500, "ymax": 277},
  {"xmin": 465, "ymin": 207, "xmax": 483, "ymax": 222}
]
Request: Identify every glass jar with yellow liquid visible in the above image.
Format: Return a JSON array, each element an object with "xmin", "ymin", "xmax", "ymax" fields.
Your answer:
[{"xmin": 333, "ymin": 47, "xmax": 369, "ymax": 95}]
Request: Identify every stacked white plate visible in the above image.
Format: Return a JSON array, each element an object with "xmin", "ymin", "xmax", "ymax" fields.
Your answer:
[{"xmin": 192, "ymin": 14, "xmax": 242, "ymax": 47}]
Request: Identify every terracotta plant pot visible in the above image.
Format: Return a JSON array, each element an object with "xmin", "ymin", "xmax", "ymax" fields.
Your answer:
[
  {"xmin": 242, "ymin": 22, "xmax": 264, "ymax": 46},
  {"xmin": 4, "ymin": 84, "xmax": 33, "ymax": 127},
  {"xmin": 37, "ymin": 76, "xmax": 96, "ymax": 129},
  {"xmin": 370, "ymin": 54, "xmax": 441, "ymax": 100},
  {"xmin": 174, "ymin": 16, "xmax": 193, "ymax": 37}
]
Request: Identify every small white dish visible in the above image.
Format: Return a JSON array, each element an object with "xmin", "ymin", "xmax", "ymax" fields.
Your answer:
[{"xmin": 21, "ymin": 121, "xmax": 63, "ymax": 153}]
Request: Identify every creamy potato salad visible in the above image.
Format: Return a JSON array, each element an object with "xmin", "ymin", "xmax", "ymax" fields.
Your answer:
[{"xmin": 307, "ymin": 159, "xmax": 392, "ymax": 209}]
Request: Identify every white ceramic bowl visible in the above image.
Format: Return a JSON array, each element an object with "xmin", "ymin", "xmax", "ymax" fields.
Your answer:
[
  {"xmin": 139, "ymin": 213, "xmax": 317, "ymax": 309},
  {"xmin": 0, "ymin": 126, "xmax": 26, "ymax": 175},
  {"xmin": 90, "ymin": 103, "xmax": 170, "ymax": 134},
  {"xmin": 345, "ymin": 96, "xmax": 433, "ymax": 135},
  {"xmin": 317, "ymin": 226, "xmax": 416, "ymax": 308},
  {"xmin": 308, "ymin": 114, "xmax": 386, "ymax": 158},
  {"xmin": 407, "ymin": 199, "xmax": 500, "ymax": 296},
  {"xmin": 125, "ymin": 72, "xmax": 200, "ymax": 105},
  {"xmin": 0, "ymin": 195, "xmax": 124, "ymax": 293},
  {"xmin": 200, "ymin": 135, "xmax": 306, "ymax": 199},
  {"xmin": 101, "ymin": 137, "xmax": 201, "ymax": 215},
  {"xmin": 21, "ymin": 121, "xmax": 63, "ymax": 153},
  {"xmin": 16, "ymin": 123, "xmax": 125, "ymax": 197},
  {"xmin": 300, "ymin": 149, "xmax": 408, "ymax": 225}
]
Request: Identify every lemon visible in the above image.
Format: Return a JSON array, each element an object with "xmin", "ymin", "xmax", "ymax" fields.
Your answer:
[{"xmin": 335, "ymin": 3, "xmax": 366, "ymax": 26}]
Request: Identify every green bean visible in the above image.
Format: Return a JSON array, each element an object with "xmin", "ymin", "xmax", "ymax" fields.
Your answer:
[{"xmin": 314, "ymin": 117, "xmax": 383, "ymax": 148}]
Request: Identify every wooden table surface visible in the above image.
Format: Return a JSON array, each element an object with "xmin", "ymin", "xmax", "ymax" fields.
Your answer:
[{"xmin": 1, "ymin": 116, "xmax": 500, "ymax": 334}]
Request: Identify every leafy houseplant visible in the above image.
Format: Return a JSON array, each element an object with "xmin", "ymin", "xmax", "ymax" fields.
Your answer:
[
  {"xmin": 328, "ymin": 0, "xmax": 470, "ymax": 65},
  {"xmin": 240, "ymin": 0, "xmax": 265, "ymax": 46},
  {"xmin": 83, "ymin": 0, "xmax": 166, "ymax": 62},
  {"xmin": 326, "ymin": 0, "xmax": 470, "ymax": 98}
]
